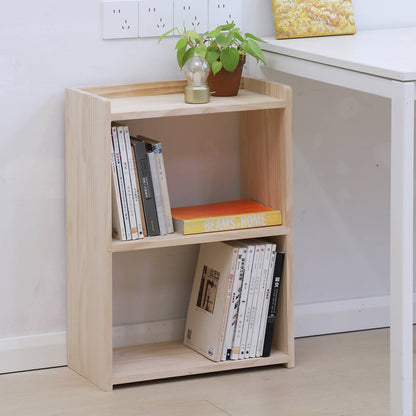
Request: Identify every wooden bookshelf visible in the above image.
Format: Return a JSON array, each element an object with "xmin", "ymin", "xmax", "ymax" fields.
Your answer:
[{"xmin": 65, "ymin": 77, "xmax": 294, "ymax": 391}]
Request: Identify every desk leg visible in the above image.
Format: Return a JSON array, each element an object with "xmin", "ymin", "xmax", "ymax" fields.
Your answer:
[{"xmin": 390, "ymin": 81, "xmax": 414, "ymax": 416}]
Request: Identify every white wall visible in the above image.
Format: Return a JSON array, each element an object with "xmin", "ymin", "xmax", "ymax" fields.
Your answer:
[{"xmin": 0, "ymin": 0, "xmax": 415, "ymax": 373}]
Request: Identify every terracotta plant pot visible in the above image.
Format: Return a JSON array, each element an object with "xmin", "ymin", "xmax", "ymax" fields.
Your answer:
[{"xmin": 207, "ymin": 58, "xmax": 245, "ymax": 97}]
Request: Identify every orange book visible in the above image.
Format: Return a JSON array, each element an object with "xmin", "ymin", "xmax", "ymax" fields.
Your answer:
[{"xmin": 171, "ymin": 199, "xmax": 282, "ymax": 235}]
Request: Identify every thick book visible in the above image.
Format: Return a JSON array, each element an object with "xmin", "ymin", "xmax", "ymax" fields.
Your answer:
[
  {"xmin": 139, "ymin": 136, "xmax": 174, "ymax": 234},
  {"xmin": 131, "ymin": 138, "xmax": 160, "ymax": 236},
  {"xmin": 262, "ymin": 251, "xmax": 285, "ymax": 357},
  {"xmin": 184, "ymin": 242, "xmax": 239, "ymax": 362},
  {"xmin": 171, "ymin": 199, "xmax": 282, "ymax": 235},
  {"xmin": 143, "ymin": 140, "xmax": 167, "ymax": 235},
  {"xmin": 111, "ymin": 126, "xmax": 131, "ymax": 240}
]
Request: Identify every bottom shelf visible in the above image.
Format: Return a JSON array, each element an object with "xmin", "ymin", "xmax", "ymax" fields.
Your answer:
[{"xmin": 112, "ymin": 341, "xmax": 289, "ymax": 385}]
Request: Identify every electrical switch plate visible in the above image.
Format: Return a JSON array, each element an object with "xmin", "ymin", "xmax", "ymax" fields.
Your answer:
[
  {"xmin": 103, "ymin": 1, "xmax": 139, "ymax": 39},
  {"xmin": 173, "ymin": 0, "xmax": 208, "ymax": 33},
  {"xmin": 138, "ymin": 0, "xmax": 174, "ymax": 38},
  {"xmin": 208, "ymin": 0, "xmax": 242, "ymax": 29}
]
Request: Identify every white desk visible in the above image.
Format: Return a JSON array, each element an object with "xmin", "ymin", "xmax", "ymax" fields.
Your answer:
[{"xmin": 261, "ymin": 27, "xmax": 415, "ymax": 416}]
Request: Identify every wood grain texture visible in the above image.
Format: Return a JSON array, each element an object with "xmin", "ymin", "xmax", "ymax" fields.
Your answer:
[
  {"xmin": 65, "ymin": 77, "xmax": 294, "ymax": 389},
  {"xmin": 65, "ymin": 88, "xmax": 113, "ymax": 391},
  {"xmin": 240, "ymin": 78, "xmax": 294, "ymax": 368},
  {"xmin": 113, "ymin": 341, "xmax": 289, "ymax": 384}
]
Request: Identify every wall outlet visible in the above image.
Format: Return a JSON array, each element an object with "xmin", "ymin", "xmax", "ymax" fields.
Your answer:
[
  {"xmin": 173, "ymin": 0, "xmax": 208, "ymax": 33},
  {"xmin": 138, "ymin": 0, "xmax": 174, "ymax": 38},
  {"xmin": 208, "ymin": 0, "xmax": 242, "ymax": 29},
  {"xmin": 103, "ymin": 1, "xmax": 139, "ymax": 39}
]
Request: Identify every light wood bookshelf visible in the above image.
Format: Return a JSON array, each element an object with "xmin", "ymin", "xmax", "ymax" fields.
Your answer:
[{"xmin": 65, "ymin": 77, "xmax": 294, "ymax": 391}]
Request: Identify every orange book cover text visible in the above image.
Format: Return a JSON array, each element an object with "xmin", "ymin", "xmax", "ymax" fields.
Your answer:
[{"xmin": 171, "ymin": 199, "xmax": 282, "ymax": 234}]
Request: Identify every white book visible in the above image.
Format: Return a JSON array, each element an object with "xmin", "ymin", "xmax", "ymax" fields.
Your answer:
[
  {"xmin": 184, "ymin": 242, "xmax": 239, "ymax": 362},
  {"xmin": 256, "ymin": 244, "xmax": 277, "ymax": 357},
  {"xmin": 123, "ymin": 126, "xmax": 144, "ymax": 239},
  {"xmin": 110, "ymin": 145, "xmax": 127, "ymax": 240},
  {"xmin": 244, "ymin": 242, "xmax": 265, "ymax": 358},
  {"xmin": 146, "ymin": 148, "xmax": 167, "ymax": 235},
  {"xmin": 111, "ymin": 126, "xmax": 131, "ymax": 240},
  {"xmin": 231, "ymin": 241, "xmax": 254, "ymax": 360},
  {"xmin": 143, "ymin": 138, "xmax": 174, "ymax": 234},
  {"xmin": 117, "ymin": 126, "xmax": 139, "ymax": 240},
  {"xmin": 221, "ymin": 244, "xmax": 246, "ymax": 361},
  {"xmin": 238, "ymin": 242, "xmax": 257, "ymax": 360},
  {"xmin": 249, "ymin": 242, "xmax": 273, "ymax": 358}
]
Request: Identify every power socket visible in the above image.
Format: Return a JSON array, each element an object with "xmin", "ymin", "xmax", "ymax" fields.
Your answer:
[
  {"xmin": 173, "ymin": 0, "xmax": 208, "ymax": 33},
  {"xmin": 103, "ymin": 1, "xmax": 139, "ymax": 39},
  {"xmin": 208, "ymin": 0, "xmax": 242, "ymax": 29},
  {"xmin": 138, "ymin": 0, "xmax": 174, "ymax": 38}
]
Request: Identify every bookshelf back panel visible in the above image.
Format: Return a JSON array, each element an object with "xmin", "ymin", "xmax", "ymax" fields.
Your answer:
[{"xmin": 124, "ymin": 113, "xmax": 242, "ymax": 209}]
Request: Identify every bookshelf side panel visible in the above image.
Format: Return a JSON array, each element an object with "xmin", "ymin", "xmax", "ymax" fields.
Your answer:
[
  {"xmin": 65, "ymin": 89, "xmax": 113, "ymax": 390},
  {"xmin": 241, "ymin": 91, "xmax": 294, "ymax": 367}
]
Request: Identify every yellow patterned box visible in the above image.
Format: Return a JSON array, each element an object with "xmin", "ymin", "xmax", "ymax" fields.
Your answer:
[{"xmin": 272, "ymin": 0, "xmax": 355, "ymax": 39}]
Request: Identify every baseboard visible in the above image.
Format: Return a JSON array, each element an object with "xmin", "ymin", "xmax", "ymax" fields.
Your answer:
[
  {"xmin": 0, "ymin": 332, "xmax": 67, "ymax": 374},
  {"xmin": 1, "ymin": 296, "xmax": 414, "ymax": 374},
  {"xmin": 294, "ymin": 295, "xmax": 416, "ymax": 338}
]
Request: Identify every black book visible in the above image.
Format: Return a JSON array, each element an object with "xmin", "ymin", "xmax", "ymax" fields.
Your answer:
[
  {"xmin": 262, "ymin": 251, "xmax": 285, "ymax": 357},
  {"xmin": 131, "ymin": 138, "xmax": 160, "ymax": 236}
]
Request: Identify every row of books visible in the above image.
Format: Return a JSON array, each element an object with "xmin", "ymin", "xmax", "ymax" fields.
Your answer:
[
  {"xmin": 111, "ymin": 124, "xmax": 174, "ymax": 240},
  {"xmin": 184, "ymin": 239, "xmax": 284, "ymax": 362}
]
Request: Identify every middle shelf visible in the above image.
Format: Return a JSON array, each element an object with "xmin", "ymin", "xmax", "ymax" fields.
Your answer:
[{"xmin": 111, "ymin": 225, "xmax": 290, "ymax": 252}]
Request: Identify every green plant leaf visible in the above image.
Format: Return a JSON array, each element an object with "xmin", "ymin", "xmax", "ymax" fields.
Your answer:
[
  {"xmin": 158, "ymin": 27, "xmax": 176, "ymax": 43},
  {"xmin": 208, "ymin": 27, "xmax": 222, "ymax": 38},
  {"xmin": 177, "ymin": 46, "xmax": 187, "ymax": 68},
  {"xmin": 244, "ymin": 32, "xmax": 266, "ymax": 43},
  {"xmin": 175, "ymin": 37, "xmax": 187, "ymax": 50},
  {"xmin": 212, "ymin": 60, "xmax": 223, "ymax": 75},
  {"xmin": 185, "ymin": 29, "xmax": 200, "ymax": 40},
  {"xmin": 245, "ymin": 39, "xmax": 266, "ymax": 64},
  {"xmin": 215, "ymin": 33, "xmax": 228, "ymax": 47},
  {"xmin": 195, "ymin": 44, "xmax": 207, "ymax": 58},
  {"xmin": 219, "ymin": 23, "xmax": 235, "ymax": 31},
  {"xmin": 205, "ymin": 49, "xmax": 220, "ymax": 66},
  {"xmin": 220, "ymin": 47, "xmax": 240, "ymax": 72},
  {"xmin": 182, "ymin": 48, "xmax": 196, "ymax": 66}
]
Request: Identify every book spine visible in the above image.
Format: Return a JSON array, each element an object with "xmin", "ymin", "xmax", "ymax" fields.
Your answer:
[
  {"xmin": 153, "ymin": 142, "xmax": 174, "ymax": 234},
  {"xmin": 130, "ymin": 144, "xmax": 148, "ymax": 237},
  {"xmin": 218, "ymin": 247, "xmax": 239, "ymax": 359},
  {"xmin": 111, "ymin": 127, "xmax": 131, "ymax": 240},
  {"xmin": 262, "ymin": 251, "xmax": 285, "ymax": 357},
  {"xmin": 249, "ymin": 243, "xmax": 273, "ymax": 358},
  {"xmin": 239, "ymin": 243, "xmax": 258, "ymax": 359},
  {"xmin": 117, "ymin": 126, "xmax": 139, "ymax": 240},
  {"xmin": 221, "ymin": 246, "xmax": 246, "ymax": 361},
  {"xmin": 245, "ymin": 243, "xmax": 265, "ymax": 358},
  {"xmin": 177, "ymin": 210, "xmax": 281, "ymax": 235},
  {"xmin": 146, "ymin": 145, "xmax": 167, "ymax": 235},
  {"xmin": 232, "ymin": 243, "xmax": 255, "ymax": 360},
  {"xmin": 110, "ymin": 145, "xmax": 127, "ymax": 240},
  {"xmin": 256, "ymin": 244, "xmax": 277, "ymax": 357},
  {"xmin": 131, "ymin": 140, "xmax": 160, "ymax": 236},
  {"xmin": 123, "ymin": 126, "xmax": 144, "ymax": 239}
]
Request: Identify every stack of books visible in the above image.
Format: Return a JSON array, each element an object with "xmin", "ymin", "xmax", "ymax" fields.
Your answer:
[
  {"xmin": 111, "ymin": 124, "xmax": 174, "ymax": 240},
  {"xmin": 183, "ymin": 240, "xmax": 285, "ymax": 361}
]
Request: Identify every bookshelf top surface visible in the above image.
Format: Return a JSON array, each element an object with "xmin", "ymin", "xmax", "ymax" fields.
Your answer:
[{"xmin": 72, "ymin": 78, "xmax": 290, "ymax": 120}]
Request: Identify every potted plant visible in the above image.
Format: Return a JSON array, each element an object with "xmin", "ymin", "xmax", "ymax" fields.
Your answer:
[{"xmin": 159, "ymin": 23, "xmax": 267, "ymax": 96}]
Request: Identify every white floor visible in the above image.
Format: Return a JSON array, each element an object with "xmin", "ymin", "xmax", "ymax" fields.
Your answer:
[{"xmin": 0, "ymin": 328, "xmax": 409, "ymax": 416}]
